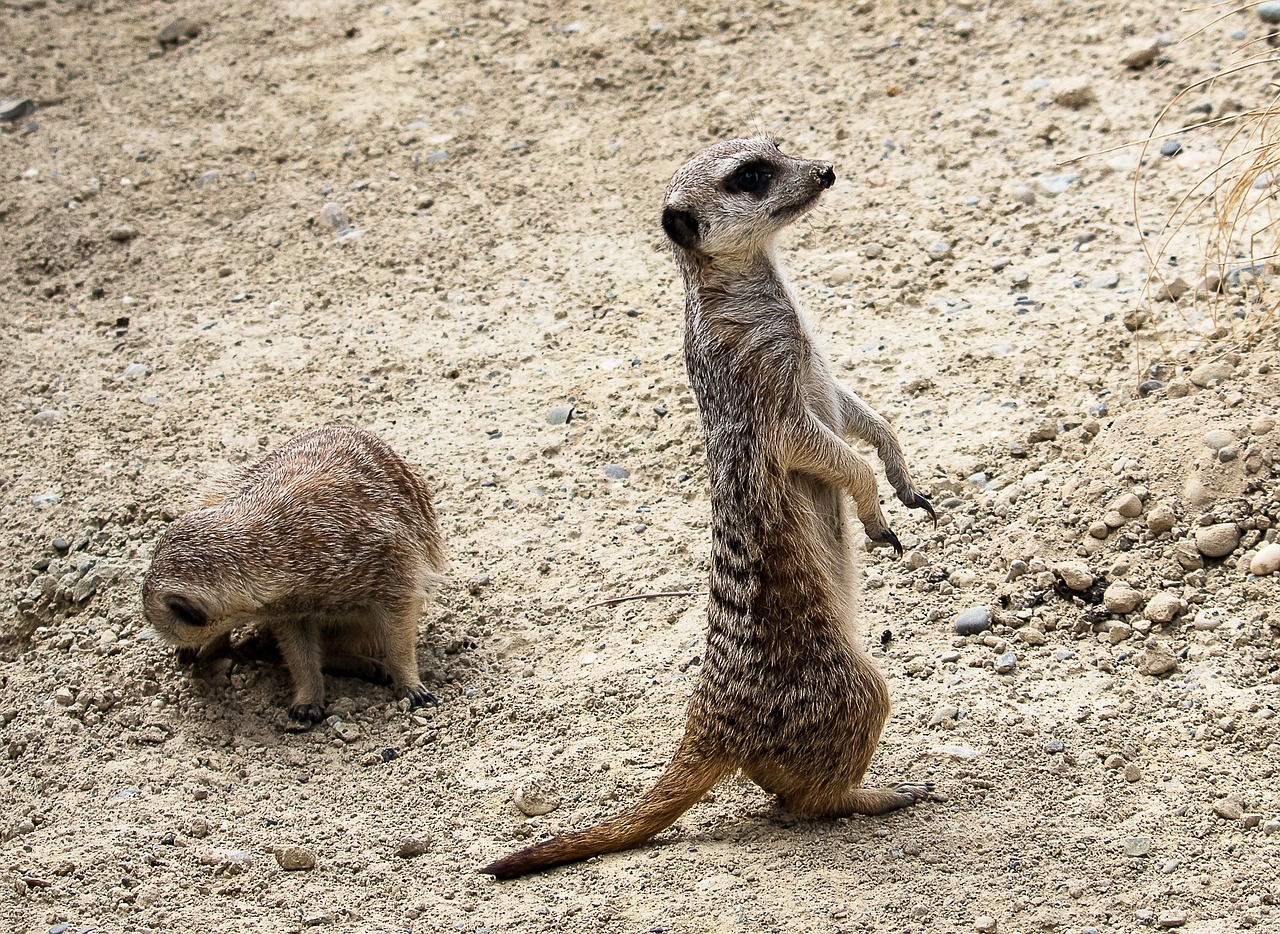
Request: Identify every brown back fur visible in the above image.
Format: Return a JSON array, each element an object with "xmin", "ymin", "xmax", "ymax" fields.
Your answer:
[{"xmin": 142, "ymin": 426, "xmax": 445, "ymax": 722}]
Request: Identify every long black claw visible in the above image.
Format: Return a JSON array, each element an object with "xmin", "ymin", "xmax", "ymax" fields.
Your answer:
[
  {"xmin": 879, "ymin": 529, "xmax": 903, "ymax": 556},
  {"xmin": 405, "ymin": 686, "xmax": 440, "ymax": 709},
  {"xmin": 913, "ymin": 492, "xmax": 938, "ymax": 527}
]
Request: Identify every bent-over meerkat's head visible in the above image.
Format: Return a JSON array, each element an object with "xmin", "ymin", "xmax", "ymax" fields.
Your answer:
[
  {"xmin": 141, "ymin": 512, "xmax": 262, "ymax": 650},
  {"xmin": 661, "ymin": 136, "xmax": 835, "ymax": 260}
]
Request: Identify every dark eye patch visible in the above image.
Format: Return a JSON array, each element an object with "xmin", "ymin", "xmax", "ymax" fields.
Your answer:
[
  {"xmin": 167, "ymin": 595, "xmax": 208, "ymax": 628},
  {"xmin": 725, "ymin": 161, "xmax": 774, "ymax": 196}
]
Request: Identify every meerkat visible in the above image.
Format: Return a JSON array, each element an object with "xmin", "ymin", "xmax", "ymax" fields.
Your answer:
[
  {"xmin": 482, "ymin": 137, "xmax": 935, "ymax": 880},
  {"xmin": 142, "ymin": 426, "xmax": 445, "ymax": 724}
]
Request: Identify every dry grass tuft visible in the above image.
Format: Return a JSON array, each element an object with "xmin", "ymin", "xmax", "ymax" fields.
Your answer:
[{"xmin": 1131, "ymin": 3, "xmax": 1280, "ymax": 362}]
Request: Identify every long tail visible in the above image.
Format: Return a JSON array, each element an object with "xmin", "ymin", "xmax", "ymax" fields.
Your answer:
[{"xmin": 481, "ymin": 732, "xmax": 729, "ymax": 880}]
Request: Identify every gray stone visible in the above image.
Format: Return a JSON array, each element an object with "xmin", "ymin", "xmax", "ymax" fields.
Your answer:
[
  {"xmin": 546, "ymin": 404, "xmax": 574, "ymax": 426},
  {"xmin": 1157, "ymin": 910, "xmax": 1187, "ymax": 928},
  {"xmin": 602, "ymin": 464, "xmax": 630, "ymax": 480},
  {"xmin": 1194, "ymin": 523, "xmax": 1240, "ymax": 558},
  {"xmin": 321, "ymin": 202, "xmax": 351, "ymax": 231},
  {"xmin": 1159, "ymin": 140, "xmax": 1183, "ymax": 157},
  {"xmin": 1044, "ymin": 738, "xmax": 1064, "ymax": 753},
  {"xmin": 1092, "ymin": 272, "xmax": 1120, "ymax": 289},
  {"xmin": 274, "ymin": 845, "xmax": 317, "ymax": 871},
  {"xmin": 1124, "ymin": 762, "xmax": 1143, "ymax": 783},
  {"xmin": 994, "ymin": 651, "xmax": 1018, "ymax": 673},
  {"xmin": 1260, "ymin": 1, "xmax": 1280, "ymax": 24},
  {"xmin": 1249, "ymin": 542, "xmax": 1280, "ymax": 575},
  {"xmin": 953, "ymin": 607, "xmax": 991, "ymax": 636}
]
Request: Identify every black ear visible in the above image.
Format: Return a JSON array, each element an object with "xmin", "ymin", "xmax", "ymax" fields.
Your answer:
[
  {"xmin": 166, "ymin": 595, "xmax": 208, "ymax": 628},
  {"xmin": 661, "ymin": 206, "xmax": 701, "ymax": 249}
]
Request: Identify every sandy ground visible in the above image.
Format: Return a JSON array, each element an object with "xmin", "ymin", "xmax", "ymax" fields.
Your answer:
[{"xmin": 3, "ymin": 0, "xmax": 1280, "ymax": 931}]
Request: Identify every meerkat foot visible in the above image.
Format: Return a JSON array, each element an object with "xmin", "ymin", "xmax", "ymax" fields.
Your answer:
[
  {"xmin": 323, "ymin": 654, "xmax": 393, "ymax": 685},
  {"xmin": 839, "ymin": 781, "xmax": 933, "ymax": 816},
  {"xmin": 900, "ymin": 491, "xmax": 937, "ymax": 527},
  {"xmin": 871, "ymin": 528, "xmax": 903, "ymax": 556},
  {"xmin": 288, "ymin": 703, "xmax": 326, "ymax": 725},
  {"xmin": 401, "ymin": 683, "xmax": 439, "ymax": 709}
]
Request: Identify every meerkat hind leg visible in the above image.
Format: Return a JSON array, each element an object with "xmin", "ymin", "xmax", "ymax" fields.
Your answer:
[
  {"xmin": 786, "ymin": 781, "xmax": 933, "ymax": 818},
  {"xmin": 323, "ymin": 653, "xmax": 394, "ymax": 685},
  {"xmin": 377, "ymin": 598, "xmax": 438, "ymax": 708}
]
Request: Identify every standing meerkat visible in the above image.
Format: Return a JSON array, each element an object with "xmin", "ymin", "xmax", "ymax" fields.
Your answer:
[
  {"xmin": 482, "ymin": 137, "xmax": 935, "ymax": 880},
  {"xmin": 142, "ymin": 426, "xmax": 445, "ymax": 724}
]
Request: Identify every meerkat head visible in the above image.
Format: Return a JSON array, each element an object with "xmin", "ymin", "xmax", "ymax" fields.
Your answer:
[
  {"xmin": 661, "ymin": 136, "xmax": 835, "ymax": 259},
  {"xmin": 141, "ymin": 512, "xmax": 260, "ymax": 649}
]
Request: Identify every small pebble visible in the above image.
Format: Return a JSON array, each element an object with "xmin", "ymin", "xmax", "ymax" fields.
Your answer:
[
  {"xmin": 513, "ymin": 778, "xmax": 561, "ymax": 817},
  {"xmin": 1249, "ymin": 542, "xmax": 1280, "ymax": 575},
  {"xmin": 1124, "ymin": 763, "xmax": 1143, "ymax": 783},
  {"xmin": 1055, "ymin": 561, "xmax": 1094, "ymax": 592},
  {"xmin": 1119, "ymin": 38, "xmax": 1160, "ymax": 69},
  {"xmin": 1213, "ymin": 799, "xmax": 1243, "ymax": 821},
  {"xmin": 974, "ymin": 917, "xmax": 998, "ymax": 933},
  {"xmin": 1123, "ymin": 836, "xmax": 1151, "ymax": 857},
  {"xmin": 1159, "ymin": 140, "xmax": 1183, "ymax": 157},
  {"xmin": 274, "ymin": 845, "xmax": 317, "ymax": 871},
  {"xmin": 994, "ymin": 651, "xmax": 1018, "ymax": 673},
  {"xmin": 1194, "ymin": 523, "xmax": 1240, "ymax": 558},
  {"xmin": 546, "ymin": 404, "xmax": 574, "ymax": 426},
  {"xmin": 1135, "ymin": 645, "xmax": 1177, "ymax": 676},
  {"xmin": 1203, "ymin": 428, "xmax": 1235, "ymax": 451},
  {"xmin": 1044, "ymin": 738, "xmax": 1064, "ymax": 754},
  {"xmin": 1146, "ymin": 504, "xmax": 1177, "ymax": 535},
  {"xmin": 1143, "ymin": 593, "xmax": 1183, "ymax": 625},
  {"xmin": 0, "ymin": 97, "xmax": 35, "ymax": 123},
  {"xmin": 1052, "ymin": 77, "xmax": 1096, "ymax": 109},
  {"xmin": 1259, "ymin": 1, "xmax": 1280, "ymax": 24},
  {"xmin": 602, "ymin": 464, "xmax": 630, "ymax": 480},
  {"xmin": 953, "ymin": 607, "xmax": 991, "ymax": 636},
  {"xmin": 51, "ymin": 536, "xmax": 69, "ymax": 554},
  {"xmin": 1103, "ymin": 581, "xmax": 1142, "ymax": 614},
  {"xmin": 1157, "ymin": 910, "xmax": 1187, "ymax": 929},
  {"xmin": 396, "ymin": 836, "xmax": 432, "ymax": 858},
  {"xmin": 1188, "ymin": 360, "xmax": 1233, "ymax": 387},
  {"xmin": 158, "ymin": 17, "xmax": 201, "ymax": 46}
]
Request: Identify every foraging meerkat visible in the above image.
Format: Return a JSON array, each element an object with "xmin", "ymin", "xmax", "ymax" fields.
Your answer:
[
  {"xmin": 142, "ymin": 426, "xmax": 445, "ymax": 724},
  {"xmin": 482, "ymin": 137, "xmax": 934, "ymax": 880}
]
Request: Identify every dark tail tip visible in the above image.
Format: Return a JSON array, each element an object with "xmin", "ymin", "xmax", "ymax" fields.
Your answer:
[{"xmin": 480, "ymin": 853, "xmax": 530, "ymax": 881}]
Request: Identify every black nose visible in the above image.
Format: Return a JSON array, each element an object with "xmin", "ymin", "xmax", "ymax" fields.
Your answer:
[{"xmin": 818, "ymin": 165, "xmax": 835, "ymax": 189}]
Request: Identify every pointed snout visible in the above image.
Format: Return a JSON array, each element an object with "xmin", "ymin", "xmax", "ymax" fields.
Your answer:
[{"xmin": 817, "ymin": 164, "xmax": 835, "ymax": 189}]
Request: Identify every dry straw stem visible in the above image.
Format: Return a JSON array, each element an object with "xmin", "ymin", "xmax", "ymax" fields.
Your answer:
[
  {"xmin": 1131, "ymin": 3, "xmax": 1280, "ymax": 362},
  {"xmin": 583, "ymin": 589, "xmax": 705, "ymax": 609}
]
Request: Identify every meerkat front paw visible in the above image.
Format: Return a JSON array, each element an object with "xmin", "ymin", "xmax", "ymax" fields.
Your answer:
[
  {"xmin": 898, "ymin": 489, "xmax": 937, "ymax": 526},
  {"xmin": 401, "ymin": 683, "xmax": 439, "ymax": 709},
  {"xmin": 288, "ymin": 703, "xmax": 326, "ymax": 725}
]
